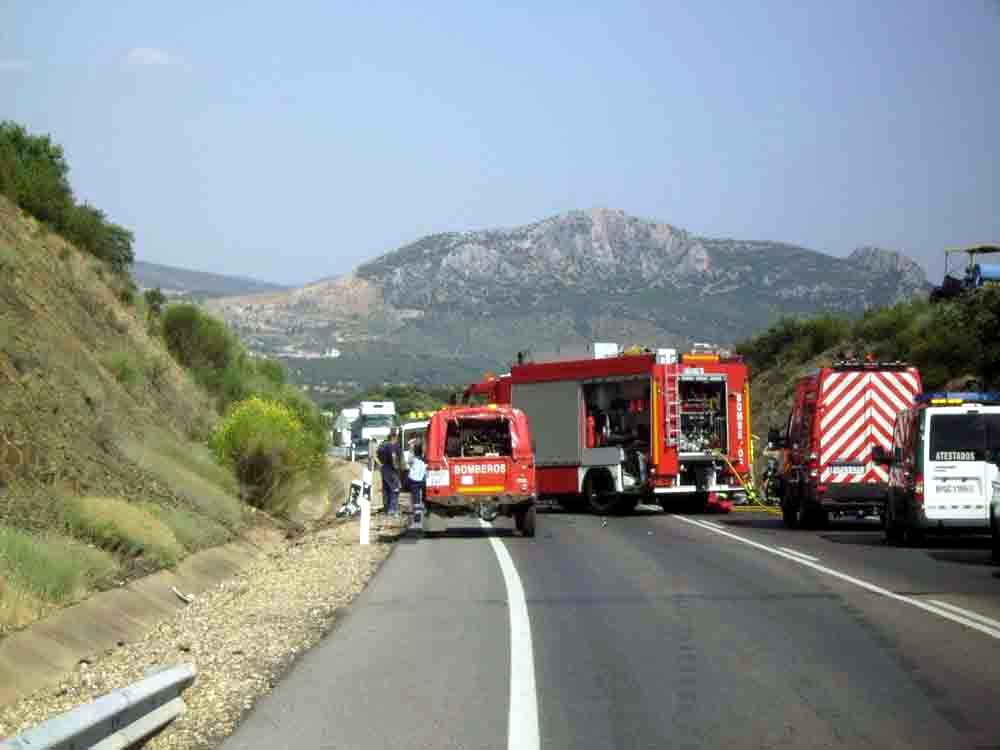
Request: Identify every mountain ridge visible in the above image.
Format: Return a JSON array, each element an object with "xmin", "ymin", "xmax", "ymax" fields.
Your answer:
[{"xmin": 207, "ymin": 208, "xmax": 929, "ymax": 388}]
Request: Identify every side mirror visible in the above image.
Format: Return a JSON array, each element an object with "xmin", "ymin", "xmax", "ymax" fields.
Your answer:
[{"xmin": 872, "ymin": 445, "xmax": 892, "ymax": 466}]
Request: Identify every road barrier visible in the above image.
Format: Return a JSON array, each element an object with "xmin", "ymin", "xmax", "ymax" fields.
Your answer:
[{"xmin": 1, "ymin": 664, "xmax": 196, "ymax": 750}]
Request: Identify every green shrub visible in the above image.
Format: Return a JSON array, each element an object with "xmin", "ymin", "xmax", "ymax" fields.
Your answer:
[
  {"xmin": 0, "ymin": 245, "xmax": 16, "ymax": 272},
  {"xmin": 211, "ymin": 396, "xmax": 323, "ymax": 510},
  {"xmin": 143, "ymin": 287, "xmax": 166, "ymax": 318},
  {"xmin": 118, "ymin": 283, "xmax": 136, "ymax": 306},
  {"xmin": 58, "ymin": 246, "xmax": 71, "ymax": 261},
  {"xmin": 104, "ymin": 351, "xmax": 143, "ymax": 386},
  {"xmin": 64, "ymin": 496, "xmax": 184, "ymax": 567},
  {"xmin": 162, "ymin": 303, "xmax": 239, "ymax": 374},
  {"xmin": 0, "ymin": 525, "xmax": 118, "ymax": 602}
]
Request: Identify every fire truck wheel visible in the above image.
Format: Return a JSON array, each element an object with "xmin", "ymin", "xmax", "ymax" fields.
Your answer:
[
  {"xmin": 521, "ymin": 506, "xmax": 536, "ymax": 537},
  {"xmin": 584, "ymin": 473, "xmax": 618, "ymax": 515},
  {"xmin": 781, "ymin": 499, "xmax": 799, "ymax": 528}
]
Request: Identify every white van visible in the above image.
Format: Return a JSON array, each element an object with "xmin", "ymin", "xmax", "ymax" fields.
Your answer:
[{"xmin": 877, "ymin": 392, "xmax": 1000, "ymax": 544}]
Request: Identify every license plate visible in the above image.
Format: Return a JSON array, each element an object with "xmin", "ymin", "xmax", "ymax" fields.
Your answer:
[
  {"xmin": 426, "ymin": 469, "xmax": 449, "ymax": 488},
  {"xmin": 831, "ymin": 465, "xmax": 864, "ymax": 475},
  {"xmin": 935, "ymin": 483, "xmax": 977, "ymax": 495}
]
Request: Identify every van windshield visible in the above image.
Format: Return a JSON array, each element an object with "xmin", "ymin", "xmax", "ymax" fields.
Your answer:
[
  {"xmin": 928, "ymin": 413, "xmax": 1000, "ymax": 462},
  {"xmin": 445, "ymin": 418, "xmax": 513, "ymax": 458}
]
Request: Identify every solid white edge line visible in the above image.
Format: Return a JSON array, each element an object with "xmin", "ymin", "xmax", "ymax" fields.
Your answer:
[
  {"xmin": 778, "ymin": 546, "xmax": 820, "ymax": 562},
  {"xmin": 700, "ymin": 521, "xmax": 725, "ymax": 530},
  {"xmin": 673, "ymin": 516, "xmax": 1000, "ymax": 640},
  {"xmin": 480, "ymin": 520, "xmax": 540, "ymax": 750},
  {"xmin": 928, "ymin": 599, "xmax": 1000, "ymax": 630}
]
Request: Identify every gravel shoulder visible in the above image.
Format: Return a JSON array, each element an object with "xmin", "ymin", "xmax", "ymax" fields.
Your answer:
[{"xmin": 0, "ymin": 468, "xmax": 407, "ymax": 749}]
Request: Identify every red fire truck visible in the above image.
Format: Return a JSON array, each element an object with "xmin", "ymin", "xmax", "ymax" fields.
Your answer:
[
  {"xmin": 464, "ymin": 345, "xmax": 753, "ymax": 514},
  {"xmin": 770, "ymin": 359, "xmax": 922, "ymax": 528},
  {"xmin": 423, "ymin": 404, "xmax": 538, "ymax": 536}
]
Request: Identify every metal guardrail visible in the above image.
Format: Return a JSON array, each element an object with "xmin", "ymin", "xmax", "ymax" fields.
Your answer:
[{"xmin": 1, "ymin": 664, "xmax": 196, "ymax": 750}]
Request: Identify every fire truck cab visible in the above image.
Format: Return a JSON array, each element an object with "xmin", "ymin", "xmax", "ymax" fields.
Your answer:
[{"xmin": 464, "ymin": 344, "xmax": 753, "ymax": 514}]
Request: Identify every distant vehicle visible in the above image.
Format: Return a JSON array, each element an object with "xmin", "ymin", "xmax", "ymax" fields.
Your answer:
[
  {"xmin": 333, "ymin": 407, "xmax": 360, "ymax": 450},
  {"xmin": 350, "ymin": 401, "xmax": 396, "ymax": 461},
  {"xmin": 875, "ymin": 392, "xmax": 1000, "ymax": 545},
  {"xmin": 464, "ymin": 343, "xmax": 753, "ymax": 514},
  {"xmin": 770, "ymin": 358, "xmax": 922, "ymax": 528},
  {"xmin": 930, "ymin": 245, "xmax": 1000, "ymax": 302},
  {"xmin": 423, "ymin": 404, "xmax": 537, "ymax": 536}
]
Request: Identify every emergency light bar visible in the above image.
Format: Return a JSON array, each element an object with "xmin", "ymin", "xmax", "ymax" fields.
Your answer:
[
  {"xmin": 915, "ymin": 392, "xmax": 1000, "ymax": 406},
  {"xmin": 831, "ymin": 358, "xmax": 910, "ymax": 370}
]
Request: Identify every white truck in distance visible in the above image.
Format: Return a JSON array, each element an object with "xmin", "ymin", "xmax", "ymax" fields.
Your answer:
[{"xmin": 350, "ymin": 401, "xmax": 397, "ymax": 461}]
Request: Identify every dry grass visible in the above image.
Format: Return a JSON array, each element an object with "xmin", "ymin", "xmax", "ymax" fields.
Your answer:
[
  {"xmin": 0, "ymin": 579, "xmax": 47, "ymax": 632},
  {"xmin": 150, "ymin": 505, "xmax": 232, "ymax": 552},
  {"xmin": 63, "ymin": 496, "xmax": 184, "ymax": 568},
  {"xmin": 0, "ymin": 526, "xmax": 118, "ymax": 631},
  {"xmin": 117, "ymin": 432, "xmax": 245, "ymax": 531}
]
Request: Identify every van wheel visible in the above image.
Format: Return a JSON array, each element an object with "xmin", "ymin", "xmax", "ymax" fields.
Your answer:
[
  {"xmin": 884, "ymin": 515, "xmax": 904, "ymax": 545},
  {"xmin": 991, "ymin": 509, "xmax": 1000, "ymax": 561}
]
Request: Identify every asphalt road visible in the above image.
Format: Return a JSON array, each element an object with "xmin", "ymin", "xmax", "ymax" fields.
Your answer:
[{"xmin": 222, "ymin": 508, "xmax": 1000, "ymax": 749}]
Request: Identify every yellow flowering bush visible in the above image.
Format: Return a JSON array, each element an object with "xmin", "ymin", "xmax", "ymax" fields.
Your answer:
[{"xmin": 210, "ymin": 396, "xmax": 320, "ymax": 508}]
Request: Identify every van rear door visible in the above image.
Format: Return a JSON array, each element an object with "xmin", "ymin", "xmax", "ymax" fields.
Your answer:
[
  {"xmin": 819, "ymin": 369, "xmax": 920, "ymax": 487},
  {"xmin": 923, "ymin": 407, "xmax": 1000, "ymax": 523}
]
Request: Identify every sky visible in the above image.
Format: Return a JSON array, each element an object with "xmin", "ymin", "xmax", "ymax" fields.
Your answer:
[{"xmin": 1, "ymin": 1, "xmax": 998, "ymax": 285}]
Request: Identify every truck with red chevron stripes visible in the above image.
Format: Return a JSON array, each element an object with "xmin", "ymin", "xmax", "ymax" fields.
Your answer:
[
  {"xmin": 463, "ymin": 344, "xmax": 753, "ymax": 514},
  {"xmin": 768, "ymin": 358, "xmax": 922, "ymax": 528}
]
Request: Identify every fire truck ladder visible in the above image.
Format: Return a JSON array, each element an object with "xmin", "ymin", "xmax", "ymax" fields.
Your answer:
[{"xmin": 664, "ymin": 370, "xmax": 680, "ymax": 447}]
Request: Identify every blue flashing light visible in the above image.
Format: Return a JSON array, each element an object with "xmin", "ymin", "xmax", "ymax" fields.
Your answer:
[{"xmin": 915, "ymin": 392, "xmax": 1000, "ymax": 405}]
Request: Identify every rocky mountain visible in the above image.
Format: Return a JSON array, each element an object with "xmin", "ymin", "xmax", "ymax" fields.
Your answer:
[
  {"xmin": 207, "ymin": 209, "xmax": 929, "ymax": 388},
  {"xmin": 133, "ymin": 261, "xmax": 287, "ymax": 299}
]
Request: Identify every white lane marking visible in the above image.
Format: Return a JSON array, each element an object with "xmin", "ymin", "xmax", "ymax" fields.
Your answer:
[
  {"xmin": 673, "ymin": 516, "xmax": 1000, "ymax": 641},
  {"xmin": 480, "ymin": 520, "xmax": 540, "ymax": 750},
  {"xmin": 778, "ymin": 546, "xmax": 820, "ymax": 563},
  {"xmin": 929, "ymin": 600, "xmax": 1000, "ymax": 630},
  {"xmin": 699, "ymin": 521, "xmax": 725, "ymax": 530}
]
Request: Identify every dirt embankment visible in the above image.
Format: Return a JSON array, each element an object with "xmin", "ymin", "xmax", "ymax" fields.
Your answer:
[{"xmin": 0, "ymin": 467, "xmax": 410, "ymax": 749}]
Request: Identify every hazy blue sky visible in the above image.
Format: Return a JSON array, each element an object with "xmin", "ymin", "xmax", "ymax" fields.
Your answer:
[{"xmin": 2, "ymin": 1, "xmax": 997, "ymax": 285}]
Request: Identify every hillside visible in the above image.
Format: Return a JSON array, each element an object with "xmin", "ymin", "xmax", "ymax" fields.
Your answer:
[
  {"xmin": 208, "ymin": 208, "xmax": 929, "ymax": 388},
  {"xmin": 133, "ymin": 260, "xmax": 287, "ymax": 299},
  {"xmin": 739, "ymin": 288, "xmax": 1000, "ymax": 474},
  {"xmin": 0, "ymin": 195, "xmax": 249, "ymax": 632}
]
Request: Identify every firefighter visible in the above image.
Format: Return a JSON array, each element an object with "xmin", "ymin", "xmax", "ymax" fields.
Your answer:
[{"xmin": 376, "ymin": 429, "xmax": 402, "ymax": 521}]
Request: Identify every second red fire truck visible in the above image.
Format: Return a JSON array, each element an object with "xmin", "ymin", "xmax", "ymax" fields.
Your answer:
[{"xmin": 465, "ymin": 344, "xmax": 753, "ymax": 514}]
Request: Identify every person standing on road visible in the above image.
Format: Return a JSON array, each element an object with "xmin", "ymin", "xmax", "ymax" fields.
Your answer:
[
  {"xmin": 376, "ymin": 430, "xmax": 402, "ymax": 520},
  {"xmin": 408, "ymin": 443, "xmax": 427, "ymax": 519}
]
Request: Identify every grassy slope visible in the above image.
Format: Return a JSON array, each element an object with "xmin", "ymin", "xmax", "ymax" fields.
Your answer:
[{"xmin": 0, "ymin": 196, "xmax": 247, "ymax": 633}]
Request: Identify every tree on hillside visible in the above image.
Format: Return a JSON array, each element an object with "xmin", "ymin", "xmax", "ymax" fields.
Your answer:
[{"xmin": 0, "ymin": 121, "xmax": 134, "ymax": 272}]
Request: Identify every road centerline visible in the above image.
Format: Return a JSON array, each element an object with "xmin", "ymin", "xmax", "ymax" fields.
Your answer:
[{"xmin": 480, "ymin": 520, "xmax": 540, "ymax": 750}]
